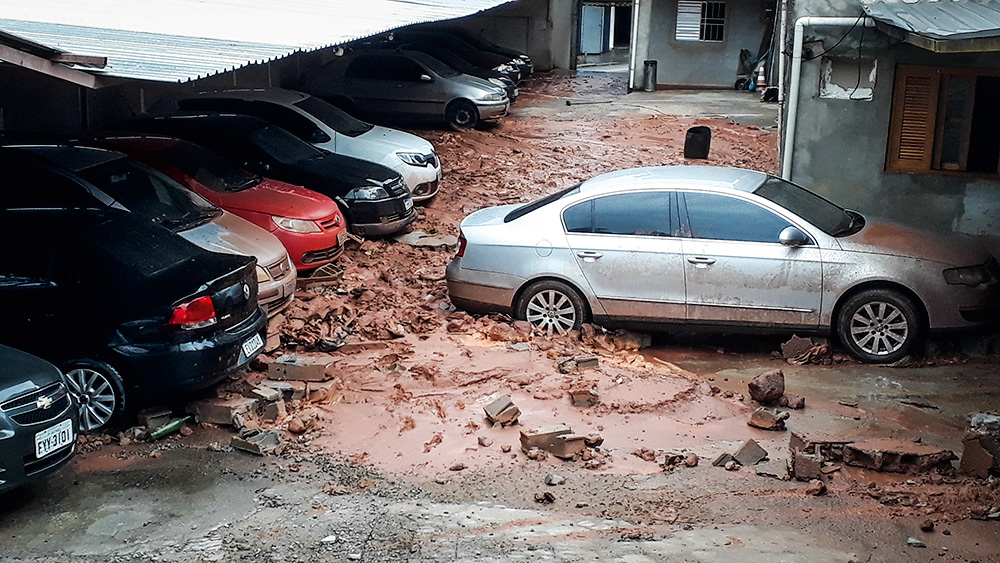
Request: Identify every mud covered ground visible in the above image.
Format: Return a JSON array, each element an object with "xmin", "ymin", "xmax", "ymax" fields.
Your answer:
[{"xmin": 2, "ymin": 73, "xmax": 998, "ymax": 563}]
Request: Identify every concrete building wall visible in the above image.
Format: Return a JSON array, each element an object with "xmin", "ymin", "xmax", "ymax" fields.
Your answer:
[
  {"xmin": 640, "ymin": 0, "xmax": 769, "ymax": 88},
  {"xmin": 785, "ymin": 0, "xmax": 1000, "ymax": 238},
  {"xmin": 449, "ymin": 0, "xmax": 576, "ymax": 71}
]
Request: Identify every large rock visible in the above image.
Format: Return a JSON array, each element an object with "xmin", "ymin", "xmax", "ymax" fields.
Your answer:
[{"xmin": 748, "ymin": 369, "xmax": 785, "ymax": 404}]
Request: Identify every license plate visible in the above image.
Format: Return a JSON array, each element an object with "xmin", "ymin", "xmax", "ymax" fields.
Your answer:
[
  {"xmin": 404, "ymin": 197, "xmax": 414, "ymax": 211},
  {"xmin": 35, "ymin": 418, "xmax": 74, "ymax": 459},
  {"xmin": 337, "ymin": 230, "xmax": 348, "ymax": 246},
  {"xmin": 514, "ymin": 88, "xmax": 520, "ymax": 97},
  {"xmin": 242, "ymin": 332, "xmax": 264, "ymax": 357}
]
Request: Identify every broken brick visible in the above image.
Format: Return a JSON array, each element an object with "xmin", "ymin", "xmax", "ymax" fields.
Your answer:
[
  {"xmin": 733, "ymin": 439, "xmax": 768, "ymax": 466},
  {"xmin": 137, "ymin": 407, "xmax": 172, "ymax": 431},
  {"xmin": 269, "ymin": 354, "xmax": 334, "ymax": 382},
  {"xmin": 960, "ymin": 433, "xmax": 1000, "ymax": 478},
  {"xmin": 262, "ymin": 380, "xmax": 307, "ymax": 401},
  {"xmin": 791, "ymin": 451, "xmax": 823, "ymax": 481},
  {"xmin": 484, "ymin": 395, "xmax": 520, "ymax": 426},
  {"xmin": 251, "ymin": 386, "xmax": 283, "ymax": 403},
  {"xmin": 520, "ymin": 424, "xmax": 587, "ymax": 459},
  {"xmin": 569, "ymin": 382, "xmax": 600, "ymax": 407},
  {"xmin": 712, "ymin": 453, "xmax": 736, "ymax": 467},
  {"xmin": 748, "ymin": 407, "xmax": 790, "ymax": 431},
  {"xmin": 186, "ymin": 397, "xmax": 258, "ymax": 426},
  {"xmin": 231, "ymin": 429, "xmax": 281, "ymax": 456},
  {"xmin": 843, "ymin": 439, "xmax": 957, "ymax": 474},
  {"xmin": 779, "ymin": 394, "xmax": 806, "ymax": 409}
]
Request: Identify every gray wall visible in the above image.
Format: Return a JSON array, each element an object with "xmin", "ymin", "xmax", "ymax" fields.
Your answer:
[
  {"xmin": 638, "ymin": 0, "xmax": 769, "ymax": 88},
  {"xmin": 786, "ymin": 0, "xmax": 1000, "ymax": 239}
]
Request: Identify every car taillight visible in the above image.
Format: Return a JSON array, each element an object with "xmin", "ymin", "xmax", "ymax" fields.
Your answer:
[
  {"xmin": 456, "ymin": 234, "xmax": 468, "ymax": 257},
  {"xmin": 168, "ymin": 295, "xmax": 217, "ymax": 330}
]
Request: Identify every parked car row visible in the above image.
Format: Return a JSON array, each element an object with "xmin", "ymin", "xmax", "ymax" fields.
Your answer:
[{"xmin": 299, "ymin": 27, "xmax": 534, "ymax": 131}]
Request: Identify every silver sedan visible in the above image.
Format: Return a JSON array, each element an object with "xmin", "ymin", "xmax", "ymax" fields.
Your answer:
[{"xmin": 446, "ymin": 166, "xmax": 999, "ymax": 363}]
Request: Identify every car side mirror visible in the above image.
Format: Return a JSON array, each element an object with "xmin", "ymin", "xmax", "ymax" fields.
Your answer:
[
  {"xmin": 419, "ymin": 74, "xmax": 433, "ymax": 82},
  {"xmin": 779, "ymin": 226, "xmax": 809, "ymax": 247},
  {"xmin": 247, "ymin": 161, "xmax": 270, "ymax": 172}
]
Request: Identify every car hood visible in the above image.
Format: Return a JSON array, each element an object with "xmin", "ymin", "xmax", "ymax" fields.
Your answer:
[
  {"xmin": 451, "ymin": 73, "xmax": 506, "ymax": 95},
  {"xmin": 180, "ymin": 211, "xmax": 288, "ymax": 266},
  {"xmin": 0, "ymin": 345, "xmax": 64, "ymax": 403},
  {"xmin": 287, "ymin": 153, "xmax": 401, "ymax": 196},
  {"xmin": 228, "ymin": 177, "xmax": 339, "ymax": 220},
  {"xmin": 354, "ymin": 126, "xmax": 435, "ymax": 156},
  {"xmin": 837, "ymin": 218, "xmax": 992, "ymax": 266}
]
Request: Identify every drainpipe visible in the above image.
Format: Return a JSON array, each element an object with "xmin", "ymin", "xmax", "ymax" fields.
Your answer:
[
  {"xmin": 777, "ymin": 0, "xmax": 788, "ymax": 103},
  {"xmin": 628, "ymin": 0, "xmax": 640, "ymax": 91},
  {"xmin": 782, "ymin": 16, "xmax": 875, "ymax": 180}
]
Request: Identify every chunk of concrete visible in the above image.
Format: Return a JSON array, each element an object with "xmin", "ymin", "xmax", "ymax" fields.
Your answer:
[
  {"xmin": 789, "ymin": 432, "xmax": 852, "ymax": 462},
  {"xmin": 843, "ymin": 439, "xmax": 957, "ymax": 474},
  {"xmin": 186, "ymin": 397, "xmax": 258, "ymax": 426},
  {"xmin": 748, "ymin": 369, "xmax": 785, "ymax": 404},
  {"xmin": 549, "ymin": 434, "xmax": 587, "ymax": 459},
  {"xmin": 484, "ymin": 395, "xmax": 520, "ymax": 426},
  {"xmin": 137, "ymin": 407, "xmax": 172, "ymax": 431},
  {"xmin": 960, "ymin": 433, "xmax": 1000, "ymax": 478},
  {"xmin": 575, "ymin": 355, "xmax": 599, "ymax": 370},
  {"xmin": 791, "ymin": 451, "xmax": 823, "ymax": 481},
  {"xmin": 259, "ymin": 400, "xmax": 286, "ymax": 422},
  {"xmin": 251, "ymin": 386, "xmax": 283, "ymax": 403},
  {"xmin": 262, "ymin": 380, "xmax": 307, "ymax": 401},
  {"xmin": 520, "ymin": 424, "xmax": 572, "ymax": 454},
  {"xmin": 269, "ymin": 354, "xmax": 334, "ymax": 382},
  {"xmin": 569, "ymin": 384, "xmax": 600, "ymax": 407},
  {"xmin": 733, "ymin": 439, "xmax": 768, "ymax": 466},
  {"xmin": 307, "ymin": 380, "xmax": 337, "ymax": 403},
  {"xmin": 779, "ymin": 394, "xmax": 806, "ymax": 409},
  {"xmin": 712, "ymin": 453, "xmax": 736, "ymax": 467},
  {"xmin": 231, "ymin": 429, "xmax": 281, "ymax": 456},
  {"xmin": 748, "ymin": 407, "xmax": 790, "ymax": 431}
]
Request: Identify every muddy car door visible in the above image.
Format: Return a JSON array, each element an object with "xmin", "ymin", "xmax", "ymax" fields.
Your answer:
[
  {"xmin": 563, "ymin": 191, "xmax": 686, "ymax": 322},
  {"xmin": 678, "ymin": 191, "xmax": 823, "ymax": 329}
]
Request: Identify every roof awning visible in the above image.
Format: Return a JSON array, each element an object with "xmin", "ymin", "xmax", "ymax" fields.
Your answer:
[
  {"xmin": 0, "ymin": 0, "xmax": 514, "ymax": 86},
  {"xmin": 861, "ymin": 0, "xmax": 1000, "ymax": 52}
]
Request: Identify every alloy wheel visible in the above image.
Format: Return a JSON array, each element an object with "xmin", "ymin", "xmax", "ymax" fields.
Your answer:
[
  {"xmin": 64, "ymin": 367, "xmax": 117, "ymax": 432},
  {"xmin": 525, "ymin": 289, "xmax": 577, "ymax": 336},
  {"xmin": 848, "ymin": 300, "xmax": 909, "ymax": 357}
]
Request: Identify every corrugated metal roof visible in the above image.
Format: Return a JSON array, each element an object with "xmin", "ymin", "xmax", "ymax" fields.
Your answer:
[
  {"xmin": 861, "ymin": 0, "xmax": 1000, "ymax": 41},
  {"xmin": 0, "ymin": 0, "xmax": 514, "ymax": 83}
]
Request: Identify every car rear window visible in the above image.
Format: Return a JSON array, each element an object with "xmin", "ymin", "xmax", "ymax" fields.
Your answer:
[
  {"xmin": 294, "ymin": 96, "xmax": 373, "ymax": 138},
  {"xmin": 503, "ymin": 184, "xmax": 580, "ymax": 223}
]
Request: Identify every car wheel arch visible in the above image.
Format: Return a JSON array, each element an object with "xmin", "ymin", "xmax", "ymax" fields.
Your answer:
[
  {"xmin": 512, "ymin": 276, "xmax": 593, "ymax": 321},
  {"xmin": 832, "ymin": 280, "xmax": 928, "ymax": 332}
]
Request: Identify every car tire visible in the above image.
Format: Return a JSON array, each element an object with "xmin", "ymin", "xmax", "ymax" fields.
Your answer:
[
  {"xmin": 836, "ymin": 289, "xmax": 923, "ymax": 364},
  {"xmin": 516, "ymin": 280, "xmax": 587, "ymax": 336},
  {"xmin": 446, "ymin": 100, "xmax": 479, "ymax": 131},
  {"xmin": 62, "ymin": 359, "xmax": 129, "ymax": 434}
]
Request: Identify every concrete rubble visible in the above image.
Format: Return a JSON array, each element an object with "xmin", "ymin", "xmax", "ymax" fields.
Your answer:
[
  {"xmin": 960, "ymin": 413, "xmax": 1000, "ymax": 478},
  {"xmin": 483, "ymin": 395, "xmax": 520, "ymax": 426},
  {"xmin": 269, "ymin": 354, "xmax": 335, "ymax": 382},
  {"xmin": 557, "ymin": 355, "xmax": 599, "ymax": 373},
  {"xmin": 747, "ymin": 407, "xmax": 789, "ymax": 431},
  {"xmin": 520, "ymin": 424, "xmax": 588, "ymax": 459},
  {"xmin": 780, "ymin": 335, "xmax": 833, "ymax": 365},
  {"xmin": 231, "ymin": 429, "xmax": 281, "ymax": 456},
  {"xmin": 733, "ymin": 439, "xmax": 769, "ymax": 466},
  {"xmin": 843, "ymin": 439, "xmax": 957, "ymax": 474},
  {"xmin": 568, "ymin": 380, "xmax": 600, "ymax": 407}
]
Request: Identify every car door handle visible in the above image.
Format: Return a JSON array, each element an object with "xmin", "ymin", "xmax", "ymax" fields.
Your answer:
[
  {"xmin": 687, "ymin": 256, "xmax": 717, "ymax": 267},
  {"xmin": 577, "ymin": 251, "xmax": 604, "ymax": 262}
]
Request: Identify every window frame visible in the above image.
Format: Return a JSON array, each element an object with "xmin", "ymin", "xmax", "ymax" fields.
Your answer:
[
  {"xmin": 675, "ymin": 1, "xmax": 726, "ymax": 43},
  {"xmin": 887, "ymin": 64, "xmax": 1000, "ymax": 177}
]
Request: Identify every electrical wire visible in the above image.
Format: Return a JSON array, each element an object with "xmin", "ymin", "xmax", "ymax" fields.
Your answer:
[{"xmin": 802, "ymin": 13, "xmax": 866, "ymax": 61}]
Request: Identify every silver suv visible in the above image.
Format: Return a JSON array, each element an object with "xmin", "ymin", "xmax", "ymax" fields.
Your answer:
[{"xmin": 301, "ymin": 49, "xmax": 509, "ymax": 131}]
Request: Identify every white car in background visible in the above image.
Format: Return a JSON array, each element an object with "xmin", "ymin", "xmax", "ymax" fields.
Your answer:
[{"xmin": 175, "ymin": 89, "xmax": 443, "ymax": 202}]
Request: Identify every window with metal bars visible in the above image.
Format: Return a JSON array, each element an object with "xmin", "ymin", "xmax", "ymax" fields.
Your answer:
[
  {"xmin": 887, "ymin": 65, "xmax": 1000, "ymax": 175},
  {"xmin": 676, "ymin": 1, "xmax": 726, "ymax": 42}
]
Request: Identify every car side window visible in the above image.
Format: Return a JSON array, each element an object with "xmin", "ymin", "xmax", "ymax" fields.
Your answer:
[
  {"xmin": 563, "ymin": 192, "xmax": 674, "ymax": 237},
  {"xmin": 346, "ymin": 55, "xmax": 424, "ymax": 81},
  {"xmin": 0, "ymin": 163, "xmax": 96, "ymax": 209},
  {"xmin": 682, "ymin": 192, "xmax": 792, "ymax": 243},
  {"xmin": 245, "ymin": 102, "xmax": 328, "ymax": 142}
]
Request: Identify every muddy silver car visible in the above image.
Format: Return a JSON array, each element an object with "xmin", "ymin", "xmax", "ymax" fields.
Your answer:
[
  {"xmin": 446, "ymin": 166, "xmax": 999, "ymax": 363},
  {"xmin": 301, "ymin": 49, "xmax": 509, "ymax": 131}
]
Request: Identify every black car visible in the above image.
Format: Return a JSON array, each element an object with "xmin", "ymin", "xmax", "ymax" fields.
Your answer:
[
  {"xmin": 119, "ymin": 114, "xmax": 417, "ymax": 236},
  {"xmin": 431, "ymin": 26, "xmax": 534, "ymax": 77},
  {"xmin": 0, "ymin": 345, "xmax": 78, "ymax": 494},
  {"xmin": 391, "ymin": 30, "xmax": 525, "ymax": 84},
  {"xmin": 381, "ymin": 40, "xmax": 519, "ymax": 101},
  {"xmin": 0, "ymin": 146, "xmax": 268, "ymax": 432}
]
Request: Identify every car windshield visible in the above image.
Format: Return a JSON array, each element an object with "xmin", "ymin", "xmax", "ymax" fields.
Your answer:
[
  {"xmin": 419, "ymin": 54, "xmax": 459, "ymax": 77},
  {"xmin": 78, "ymin": 157, "xmax": 221, "ymax": 231},
  {"xmin": 247, "ymin": 123, "xmax": 325, "ymax": 165},
  {"xmin": 753, "ymin": 176, "xmax": 857, "ymax": 236},
  {"xmin": 155, "ymin": 142, "xmax": 262, "ymax": 193},
  {"xmin": 294, "ymin": 96, "xmax": 374, "ymax": 138},
  {"xmin": 504, "ymin": 184, "xmax": 581, "ymax": 223}
]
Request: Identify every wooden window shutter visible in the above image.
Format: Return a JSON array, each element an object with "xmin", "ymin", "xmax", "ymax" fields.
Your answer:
[{"xmin": 887, "ymin": 66, "xmax": 940, "ymax": 172}]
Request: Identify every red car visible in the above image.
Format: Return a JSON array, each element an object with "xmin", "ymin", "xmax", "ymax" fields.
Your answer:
[{"xmin": 91, "ymin": 135, "xmax": 347, "ymax": 272}]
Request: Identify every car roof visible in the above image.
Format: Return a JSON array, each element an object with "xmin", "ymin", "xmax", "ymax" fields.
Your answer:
[
  {"xmin": 343, "ymin": 48, "xmax": 443, "ymax": 67},
  {"xmin": 91, "ymin": 134, "xmax": 184, "ymax": 152},
  {"xmin": 579, "ymin": 165, "xmax": 768, "ymax": 195},
  {"xmin": 0, "ymin": 144, "xmax": 125, "ymax": 172},
  {"xmin": 144, "ymin": 112, "xmax": 271, "ymax": 134},
  {"xmin": 189, "ymin": 88, "xmax": 309, "ymax": 105}
]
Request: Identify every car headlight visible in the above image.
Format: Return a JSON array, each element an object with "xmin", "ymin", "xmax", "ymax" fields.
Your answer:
[
  {"xmin": 488, "ymin": 77, "xmax": 507, "ymax": 88},
  {"xmin": 483, "ymin": 92, "xmax": 504, "ymax": 102},
  {"xmin": 494, "ymin": 63, "xmax": 515, "ymax": 74},
  {"xmin": 345, "ymin": 186, "xmax": 391, "ymax": 200},
  {"xmin": 519, "ymin": 55, "xmax": 531, "ymax": 63},
  {"xmin": 272, "ymin": 216, "xmax": 322, "ymax": 234},
  {"xmin": 397, "ymin": 152, "xmax": 429, "ymax": 166},
  {"xmin": 943, "ymin": 264, "xmax": 994, "ymax": 287},
  {"xmin": 256, "ymin": 264, "xmax": 272, "ymax": 283}
]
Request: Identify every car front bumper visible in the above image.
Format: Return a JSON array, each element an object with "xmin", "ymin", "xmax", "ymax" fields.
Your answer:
[
  {"xmin": 0, "ymin": 405, "xmax": 77, "ymax": 494},
  {"xmin": 346, "ymin": 195, "xmax": 418, "ymax": 237},
  {"xmin": 111, "ymin": 306, "xmax": 268, "ymax": 399},
  {"xmin": 393, "ymin": 160, "xmax": 443, "ymax": 203},
  {"xmin": 259, "ymin": 269, "xmax": 297, "ymax": 317},
  {"xmin": 476, "ymin": 100, "xmax": 510, "ymax": 121}
]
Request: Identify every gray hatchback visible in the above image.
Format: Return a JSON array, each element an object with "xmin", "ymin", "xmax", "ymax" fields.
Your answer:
[
  {"xmin": 446, "ymin": 166, "xmax": 999, "ymax": 363},
  {"xmin": 301, "ymin": 49, "xmax": 510, "ymax": 131}
]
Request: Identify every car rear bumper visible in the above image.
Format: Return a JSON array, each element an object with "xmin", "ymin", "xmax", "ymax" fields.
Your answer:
[
  {"xmin": 111, "ymin": 306, "xmax": 268, "ymax": 398},
  {"xmin": 0, "ymin": 407, "xmax": 77, "ymax": 494},
  {"xmin": 445, "ymin": 260, "xmax": 519, "ymax": 314}
]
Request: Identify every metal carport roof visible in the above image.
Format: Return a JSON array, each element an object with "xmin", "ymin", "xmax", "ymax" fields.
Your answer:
[
  {"xmin": 0, "ymin": 0, "xmax": 515, "ymax": 84},
  {"xmin": 860, "ymin": 0, "xmax": 1000, "ymax": 52}
]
